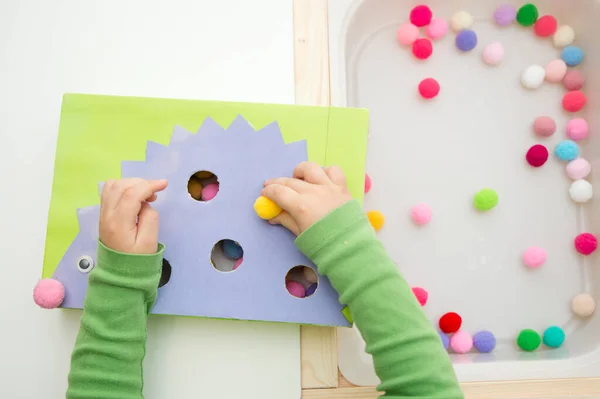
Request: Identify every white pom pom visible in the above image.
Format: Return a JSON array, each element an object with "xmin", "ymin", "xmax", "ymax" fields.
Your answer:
[
  {"xmin": 553, "ymin": 25, "xmax": 575, "ymax": 48},
  {"xmin": 451, "ymin": 11, "xmax": 473, "ymax": 32},
  {"xmin": 569, "ymin": 180, "xmax": 593, "ymax": 203},
  {"xmin": 521, "ymin": 65, "xmax": 546, "ymax": 89}
]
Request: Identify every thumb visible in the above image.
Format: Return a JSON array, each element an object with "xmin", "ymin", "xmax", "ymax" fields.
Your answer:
[
  {"xmin": 269, "ymin": 211, "xmax": 300, "ymax": 236},
  {"xmin": 135, "ymin": 202, "xmax": 160, "ymax": 254}
]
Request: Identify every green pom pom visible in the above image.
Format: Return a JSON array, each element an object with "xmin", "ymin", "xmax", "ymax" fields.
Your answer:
[
  {"xmin": 474, "ymin": 188, "xmax": 499, "ymax": 211},
  {"xmin": 517, "ymin": 4, "xmax": 539, "ymax": 26},
  {"xmin": 517, "ymin": 329, "xmax": 541, "ymax": 351},
  {"xmin": 543, "ymin": 326, "xmax": 565, "ymax": 348}
]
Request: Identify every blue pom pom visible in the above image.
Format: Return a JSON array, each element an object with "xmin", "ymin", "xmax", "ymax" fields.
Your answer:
[
  {"xmin": 555, "ymin": 140, "xmax": 580, "ymax": 161},
  {"xmin": 222, "ymin": 239, "xmax": 243, "ymax": 260},
  {"xmin": 543, "ymin": 326, "xmax": 565, "ymax": 348},
  {"xmin": 305, "ymin": 283, "xmax": 318, "ymax": 296},
  {"xmin": 473, "ymin": 330, "xmax": 496, "ymax": 353},
  {"xmin": 561, "ymin": 46, "xmax": 584, "ymax": 67},
  {"xmin": 456, "ymin": 29, "xmax": 478, "ymax": 52},
  {"xmin": 438, "ymin": 331, "xmax": 450, "ymax": 350}
]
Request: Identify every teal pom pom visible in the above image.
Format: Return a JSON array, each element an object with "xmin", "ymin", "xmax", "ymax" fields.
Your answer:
[
  {"xmin": 222, "ymin": 239, "xmax": 244, "ymax": 260},
  {"xmin": 555, "ymin": 140, "xmax": 580, "ymax": 161},
  {"xmin": 543, "ymin": 326, "xmax": 565, "ymax": 348}
]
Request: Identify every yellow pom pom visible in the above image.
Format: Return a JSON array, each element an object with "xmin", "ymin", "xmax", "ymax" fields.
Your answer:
[
  {"xmin": 194, "ymin": 171, "xmax": 214, "ymax": 180},
  {"xmin": 367, "ymin": 210, "xmax": 385, "ymax": 231},
  {"xmin": 254, "ymin": 196, "xmax": 282, "ymax": 220},
  {"xmin": 187, "ymin": 177, "xmax": 203, "ymax": 200}
]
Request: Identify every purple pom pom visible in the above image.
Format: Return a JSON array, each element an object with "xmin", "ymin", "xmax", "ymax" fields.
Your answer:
[
  {"xmin": 494, "ymin": 4, "xmax": 517, "ymax": 26},
  {"xmin": 456, "ymin": 29, "xmax": 478, "ymax": 52},
  {"xmin": 438, "ymin": 331, "xmax": 450, "ymax": 350},
  {"xmin": 306, "ymin": 283, "xmax": 318, "ymax": 296},
  {"xmin": 473, "ymin": 330, "xmax": 496, "ymax": 353}
]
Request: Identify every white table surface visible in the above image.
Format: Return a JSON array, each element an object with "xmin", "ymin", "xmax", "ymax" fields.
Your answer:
[{"xmin": 0, "ymin": 1, "xmax": 300, "ymax": 398}]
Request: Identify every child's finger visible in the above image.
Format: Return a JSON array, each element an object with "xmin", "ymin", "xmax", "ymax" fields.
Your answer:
[
  {"xmin": 135, "ymin": 202, "xmax": 160, "ymax": 254},
  {"xmin": 293, "ymin": 162, "xmax": 329, "ymax": 184},
  {"xmin": 264, "ymin": 177, "xmax": 310, "ymax": 192},
  {"xmin": 268, "ymin": 211, "xmax": 299, "ymax": 236},
  {"xmin": 324, "ymin": 165, "xmax": 347, "ymax": 187},
  {"xmin": 261, "ymin": 184, "xmax": 299, "ymax": 214},
  {"xmin": 105, "ymin": 178, "xmax": 146, "ymax": 210},
  {"xmin": 114, "ymin": 180, "xmax": 168, "ymax": 221}
]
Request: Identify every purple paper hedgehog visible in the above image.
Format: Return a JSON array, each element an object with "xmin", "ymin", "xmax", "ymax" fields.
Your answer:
[{"xmin": 34, "ymin": 116, "xmax": 349, "ymax": 327}]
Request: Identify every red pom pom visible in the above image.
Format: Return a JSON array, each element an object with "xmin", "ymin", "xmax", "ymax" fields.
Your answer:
[
  {"xmin": 534, "ymin": 15, "xmax": 558, "ymax": 37},
  {"xmin": 439, "ymin": 312, "xmax": 462, "ymax": 333},
  {"xmin": 526, "ymin": 144, "xmax": 548, "ymax": 167},
  {"xmin": 410, "ymin": 5, "xmax": 433, "ymax": 27},
  {"xmin": 418, "ymin": 78, "xmax": 440, "ymax": 99},
  {"xmin": 575, "ymin": 233, "xmax": 597, "ymax": 255},
  {"xmin": 412, "ymin": 38, "xmax": 433, "ymax": 60},
  {"xmin": 563, "ymin": 91, "xmax": 587, "ymax": 112}
]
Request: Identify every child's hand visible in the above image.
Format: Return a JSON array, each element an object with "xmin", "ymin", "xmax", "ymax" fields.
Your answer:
[
  {"xmin": 99, "ymin": 178, "xmax": 168, "ymax": 254},
  {"xmin": 262, "ymin": 162, "xmax": 352, "ymax": 236}
]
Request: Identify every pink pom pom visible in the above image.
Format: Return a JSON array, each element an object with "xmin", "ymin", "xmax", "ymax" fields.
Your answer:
[
  {"xmin": 397, "ymin": 23, "xmax": 420, "ymax": 46},
  {"xmin": 364, "ymin": 173, "xmax": 372, "ymax": 194},
  {"xmin": 201, "ymin": 183, "xmax": 219, "ymax": 201},
  {"xmin": 410, "ymin": 5, "xmax": 433, "ymax": 27},
  {"xmin": 566, "ymin": 158, "xmax": 591, "ymax": 180},
  {"xmin": 426, "ymin": 18, "xmax": 448, "ymax": 40},
  {"xmin": 412, "ymin": 38, "xmax": 433, "ymax": 60},
  {"xmin": 450, "ymin": 330, "xmax": 473, "ymax": 354},
  {"xmin": 533, "ymin": 116, "xmax": 556, "ymax": 138},
  {"xmin": 233, "ymin": 257, "xmax": 243, "ymax": 270},
  {"xmin": 33, "ymin": 278, "xmax": 65, "ymax": 309},
  {"xmin": 575, "ymin": 233, "xmax": 597, "ymax": 255},
  {"xmin": 412, "ymin": 287, "xmax": 428, "ymax": 306},
  {"xmin": 545, "ymin": 60, "xmax": 567, "ymax": 83},
  {"xmin": 286, "ymin": 281, "xmax": 306, "ymax": 298},
  {"xmin": 411, "ymin": 203, "xmax": 432, "ymax": 225},
  {"xmin": 566, "ymin": 119, "xmax": 589, "ymax": 141},
  {"xmin": 523, "ymin": 247, "xmax": 547, "ymax": 268}
]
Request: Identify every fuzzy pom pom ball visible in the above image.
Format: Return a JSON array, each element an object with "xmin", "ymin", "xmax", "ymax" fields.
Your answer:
[
  {"xmin": 482, "ymin": 42, "xmax": 504, "ymax": 66},
  {"xmin": 516, "ymin": 4, "xmax": 538, "ymax": 26},
  {"xmin": 456, "ymin": 29, "xmax": 478, "ymax": 52},
  {"xmin": 450, "ymin": 330, "xmax": 473, "ymax": 354},
  {"xmin": 517, "ymin": 329, "xmax": 541, "ymax": 351},
  {"xmin": 575, "ymin": 233, "xmax": 597, "ymax": 255},
  {"xmin": 187, "ymin": 177, "xmax": 204, "ymax": 200},
  {"xmin": 562, "ymin": 91, "xmax": 587, "ymax": 113},
  {"xmin": 533, "ymin": 116, "xmax": 556, "ymax": 137},
  {"xmin": 367, "ymin": 210, "xmax": 385, "ymax": 231},
  {"xmin": 33, "ymin": 278, "xmax": 65, "ymax": 309},
  {"xmin": 222, "ymin": 239, "xmax": 243, "ymax": 260},
  {"xmin": 493, "ymin": 4, "xmax": 517, "ymax": 26},
  {"xmin": 254, "ymin": 195, "xmax": 283, "ymax": 220},
  {"xmin": 412, "ymin": 38, "xmax": 433, "ymax": 60},
  {"xmin": 439, "ymin": 312, "xmax": 462, "ymax": 333},
  {"xmin": 201, "ymin": 183, "xmax": 219, "ymax": 201},
  {"xmin": 303, "ymin": 266, "xmax": 318, "ymax": 284},
  {"xmin": 438, "ymin": 331, "xmax": 450, "ymax": 350},
  {"xmin": 545, "ymin": 59, "xmax": 567, "ymax": 83},
  {"xmin": 534, "ymin": 15, "xmax": 557, "ymax": 37},
  {"xmin": 410, "ymin": 5, "xmax": 433, "ymax": 27},
  {"xmin": 563, "ymin": 70, "xmax": 584, "ymax": 91},
  {"xmin": 474, "ymin": 188, "xmax": 498, "ymax": 211},
  {"xmin": 412, "ymin": 287, "xmax": 429, "ymax": 306},
  {"xmin": 397, "ymin": 23, "xmax": 420, "ymax": 46},
  {"xmin": 426, "ymin": 18, "xmax": 448, "ymax": 40},
  {"xmin": 233, "ymin": 257, "xmax": 243, "ymax": 270},
  {"xmin": 411, "ymin": 203, "xmax": 432, "ymax": 225},
  {"xmin": 566, "ymin": 158, "xmax": 591, "ymax": 180},
  {"xmin": 561, "ymin": 46, "xmax": 584, "ymax": 67},
  {"xmin": 566, "ymin": 119, "xmax": 589, "ymax": 141},
  {"xmin": 286, "ymin": 280, "xmax": 306, "ymax": 298},
  {"xmin": 526, "ymin": 144, "xmax": 548, "ymax": 167},
  {"xmin": 543, "ymin": 326, "xmax": 565, "ymax": 348},
  {"xmin": 572, "ymin": 293, "xmax": 596, "ymax": 317},
  {"xmin": 418, "ymin": 78, "xmax": 440, "ymax": 99},
  {"xmin": 553, "ymin": 25, "xmax": 575, "ymax": 48},
  {"xmin": 523, "ymin": 246, "xmax": 546, "ymax": 268},
  {"xmin": 473, "ymin": 331, "xmax": 496, "ymax": 353},
  {"xmin": 554, "ymin": 140, "xmax": 580, "ymax": 161},
  {"xmin": 305, "ymin": 283, "xmax": 318, "ymax": 297},
  {"xmin": 364, "ymin": 173, "xmax": 372, "ymax": 194},
  {"xmin": 450, "ymin": 11, "xmax": 473, "ymax": 32},
  {"xmin": 521, "ymin": 65, "xmax": 546, "ymax": 89},
  {"xmin": 570, "ymin": 180, "xmax": 593, "ymax": 203}
]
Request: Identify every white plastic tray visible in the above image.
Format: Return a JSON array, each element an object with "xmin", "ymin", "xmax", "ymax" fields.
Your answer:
[{"xmin": 328, "ymin": 0, "xmax": 600, "ymax": 385}]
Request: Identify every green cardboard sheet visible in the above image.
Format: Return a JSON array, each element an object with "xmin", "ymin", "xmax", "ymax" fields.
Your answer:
[{"xmin": 43, "ymin": 94, "xmax": 369, "ymax": 278}]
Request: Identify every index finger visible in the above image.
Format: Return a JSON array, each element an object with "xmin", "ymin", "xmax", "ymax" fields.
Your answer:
[
  {"xmin": 114, "ymin": 179, "xmax": 168, "ymax": 220},
  {"xmin": 261, "ymin": 184, "xmax": 300, "ymax": 214}
]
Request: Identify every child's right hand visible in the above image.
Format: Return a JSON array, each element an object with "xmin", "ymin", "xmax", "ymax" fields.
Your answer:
[
  {"xmin": 261, "ymin": 162, "xmax": 352, "ymax": 236},
  {"xmin": 99, "ymin": 178, "xmax": 168, "ymax": 254}
]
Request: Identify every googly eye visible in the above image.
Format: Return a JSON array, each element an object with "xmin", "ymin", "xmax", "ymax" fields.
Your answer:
[{"xmin": 76, "ymin": 255, "xmax": 95, "ymax": 273}]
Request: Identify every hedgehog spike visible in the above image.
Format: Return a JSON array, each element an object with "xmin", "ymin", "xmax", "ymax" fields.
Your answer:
[
  {"xmin": 51, "ymin": 116, "xmax": 348, "ymax": 327},
  {"xmin": 170, "ymin": 125, "xmax": 193, "ymax": 144},
  {"xmin": 227, "ymin": 115, "xmax": 255, "ymax": 137},
  {"xmin": 145, "ymin": 141, "xmax": 168, "ymax": 162}
]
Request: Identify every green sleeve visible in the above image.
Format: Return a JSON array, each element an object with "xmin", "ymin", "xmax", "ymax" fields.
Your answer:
[
  {"xmin": 296, "ymin": 200, "xmax": 463, "ymax": 399},
  {"xmin": 66, "ymin": 240, "xmax": 164, "ymax": 399}
]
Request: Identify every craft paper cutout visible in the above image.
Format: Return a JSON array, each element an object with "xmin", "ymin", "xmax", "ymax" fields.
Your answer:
[{"xmin": 39, "ymin": 94, "xmax": 369, "ymax": 327}]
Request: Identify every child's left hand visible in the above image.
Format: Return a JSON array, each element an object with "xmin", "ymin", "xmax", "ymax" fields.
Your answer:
[{"xmin": 99, "ymin": 178, "xmax": 168, "ymax": 254}]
